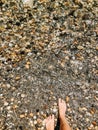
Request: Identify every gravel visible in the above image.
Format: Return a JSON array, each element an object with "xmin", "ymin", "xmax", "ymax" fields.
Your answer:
[{"xmin": 0, "ymin": 0, "xmax": 98, "ymax": 130}]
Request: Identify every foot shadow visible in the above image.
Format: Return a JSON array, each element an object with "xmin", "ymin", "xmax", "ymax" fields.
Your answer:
[{"xmin": 55, "ymin": 116, "xmax": 60, "ymax": 130}]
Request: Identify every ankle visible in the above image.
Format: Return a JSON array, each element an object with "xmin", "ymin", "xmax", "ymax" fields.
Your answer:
[{"xmin": 59, "ymin": 115, "xmax": 65, "ymax": 121}]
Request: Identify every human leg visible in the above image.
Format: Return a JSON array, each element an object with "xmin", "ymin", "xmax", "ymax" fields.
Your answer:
[
  {"xmin": 58, "ymin": 98, "xmax": 71, "ymax": 130},
  {"xmin": 45, "ymin": 115, "xmax": 54, "ymax": 130}
]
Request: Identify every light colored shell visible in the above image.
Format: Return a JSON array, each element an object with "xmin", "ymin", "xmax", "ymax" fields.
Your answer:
[{"xmin": 22, "ymin": 0, "xmax": 33, "ymax": 8}]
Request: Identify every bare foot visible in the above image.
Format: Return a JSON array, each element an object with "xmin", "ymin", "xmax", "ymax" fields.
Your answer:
[
  {"xmin": 58, "ymin": 98, "xmax": 71, "ymax": 130},
  {"xmin": 45, "ymin": 115, "xmax": 54, "ymax": 130},
  {"xmin": 58, "ymin": 98, "xmax": 67, "ymax": 119}
]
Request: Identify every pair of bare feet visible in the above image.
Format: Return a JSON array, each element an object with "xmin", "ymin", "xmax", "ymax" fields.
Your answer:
[{"xmin": 45, "ymin": 98, "xmax": 71, "ymax": 130}]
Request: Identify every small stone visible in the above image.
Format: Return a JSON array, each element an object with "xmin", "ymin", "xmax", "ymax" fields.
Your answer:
[
  {"xmin": 54, "ymin": 102, "xmax": 57, "ymax": 106},
  {"xmin": 67, "ymin": 108, "xmax": 71, "ymax": 112},
  {"xmin": 89, "ymin": 124, "xmax": 94, "ymax": 128},
  {"xmin": 29, "ymin": 113, "xmax": 33, "ymax": 117},
  {"xmin": 29, "ymin": 120, "xmax": 34, "ymax": 127},
  {"xmin": 36, "ymin": 112, "xmax": 40, "ymax": 116},
  {"xmin": 60, "ymin": 61, "xmax": 65, "ymax": 67},
  {"xmin": 33, "ymin": 116, "xmax": 37, "ymax": 120},
  {"xmin": 41, "ymin": 127, "xmax": 44, "ymax": 130},
  {"xmin": 79, "ymin": 107, "xmax": 87, "ymax": 111},
  {"xmin": 6, "ymin": 84, "xmax": 11, "ymax": 88},
  {"xmin": 10, "ymin": 98, "xmax": 14, "ymax": 102},
  {"xmin": 23, "ymin": 0, "xmax": 33, "ymax": 8},
  {"xmin": 27, "ymin": 61, "xmax": 31, "ymax": 65},
  {"xmin": 6, "ymin": 106, "xmax": 11, "ymax": 110},
  {"xmin": 42, "ymin": 113, "xmax": 46, "ymax": 118},
  {"xmin": 20, "ymin": 114, "xmax": 25, "ymax": 118},
  {"xmin": 90, "ymin": 108, "xmax": 95, "ymax": 114},
  {"xmin": 48, "ymin": 65, "xmax": 54, "ymax": 70},
  {"xmin": 95, "ymin": 126, "xmax": 98, "ymax": 130},
  {"xmin": 75, "ymin": 128, "xmax": 79, "ymax": 130},
  {"xmin": 86, "ymin": 118, "xmax": 89, "ymax": 122},
  {"xmin": 96, "ymin": 46, "xmax": 98, "ymax": 50},
  {"xmin": 15, "ymin": 76, "xmax": 20, "ymax": 80},
  {"xmin": 92, "ymin": 121, "xmax": 97, "ymax": 126},
  {"xmin": 42, "ymin": 120, "xmax": 46, "ymax": 126},
  {"xmin": 30, "ymin": 123, "xmax": 34, "ymax": 127},
  {"xmin": 34, "ymin": 120, "xmax": 37, "ymax": 125},
  {"xmin": 7, "ymin": 113, "xmax": 11, "ymax": 117},
  {"xmin": 4, "ymin": 101, "xmax": 9, "ymax": 106},
  {"xmin": 77, "ymin": 45, "xmax": 84, "ymax": 50},
  {"xmin": 66, "ymin": 96, "xmax": 70, "ymax": 103},
  {"xmin": 37, "ymin": 118, "xmax": 42, "ymax": 124},
  {"xmin": 25, "ymin": 64, "xmax": 30, "ymax": 69},
  {"xmin": 12, "ymin": 105, "xmax": 18, "ymax": 109},
  {"xmin": 52, "ymin": 108, "xmax": 57, "ymax": 113},
  {"xmin": 21, "ymin": 94, "xmax": 26, "ymax": 98}
]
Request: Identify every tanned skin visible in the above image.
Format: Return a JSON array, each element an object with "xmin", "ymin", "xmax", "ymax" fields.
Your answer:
[{"xmin": 45, "ymin": 98, "xmax": 71, "ymax": 130}]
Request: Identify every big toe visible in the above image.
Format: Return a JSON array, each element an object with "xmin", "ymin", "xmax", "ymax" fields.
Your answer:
[{"xmin": 52, "ymin": 114, "xmax": 54, "ymax": 119}]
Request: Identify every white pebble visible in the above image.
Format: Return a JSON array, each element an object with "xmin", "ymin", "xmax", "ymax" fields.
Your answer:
[
  {"xmin": 21, "ymin": 94, "xmax": 26, "ymax": 98},
  {"xmin": 33, "ymin": 116, "xmax": 37, "ymax": 120},
  {"xmin": 4, "ymin": 101, "xmax": 9, "ymax": 106},
  {"xmin": 53, "ymin": 108, "xmax": 57, "ymax": 113},
  {"xmin": 34, "ymin": 120, "xmax": 37, "ymax": 124}
]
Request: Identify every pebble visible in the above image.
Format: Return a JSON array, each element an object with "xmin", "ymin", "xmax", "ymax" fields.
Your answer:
[
  {"xmin": 96, "ymin": 46, "xmax": 98, "ymax": 50},
  {"xmin": 25, "ymin": 64, "xmax": 30, "ymax": 69},
  {"xmin": 34, "ymin": 120, "xmax": 37, "ymax": 125},
  {"xmin": 95, "ymin": 126, "xmax": 98, "ymax": 130},
  {"xmin": 86, "ymin": 118, "xmax": 89, "ymax": 122},
  {"xmin": 6, "ymin": 84, "xmax": 11, "ymax": 88},
  {"xmin": 15, "ymin": 76, "xmax": 20, "ymax": 80},
  {"xmin": 12, "ymin": 104, "xmax": 18, "ymax": 109},
  {"xmin": 92, "ymin": 121, "xmax": 97, "ymax": 126},
  {"xmin": 21, "ymin": 93, "xmax": 26, "ymax": 98},
  {"xmin": 33, "ymin": 116, "xmax": 37, "ymax": 120},
  {"xmin": 79, "ymin": 107, "xmax": 87, "ymax": 111},
  {"xmin": 6, "ymin": 106, "xmax": 11, "ymax": 110},
  {"xmin": 66, "ymin": 96, "xmax": 70, "ymax": 103},
  {"xmin": 29, "ymin": 121, "xmax": 34, "ymax": 127},
  {"xmin": 4, "ymin": 101, "xmax": 9, "ymax": 106},
  {"xmin": 37, "ymin": 119, "xmax": 42, "ymax": 124},
  {"xmin": 52, "ymin": 108, "xmax": 57, "ymax": 113},
  {"xmin": 77, "ymin": 45, "xmax": 84, "ymax": 50},
  {"xmin": 20, "ymin": 114, "xmax": 25, "ymax": 118},
  {"xmin": 29, "ymin": 113, "xmax": 33, "ymax": 117}
]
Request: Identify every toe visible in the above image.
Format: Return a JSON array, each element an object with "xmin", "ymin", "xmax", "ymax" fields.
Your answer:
[
  {"xmin": 59, "ymin": 98, "xmax": 61, "ymax": 104},
  {"xmin": 52, "ymin": 114, "xmax": 54, "ymax": 119},
  {"xmin": 49, "ymin": 115, "xmax": 52, "ymax": 119},
  {"xmin": 61, "ymin": 99, "xmax": 64, "ymax": 103},
  {"xmin": 47, "ymin": 116, "xmax": 50, "ymax": 121},
  {"xmin": 45, "ymin": 117, "xmax": 49, "ymax": 124},
  {"xmin": 49, "ymin": 115, "xmax": 51, "ymax": 119},
  {"xmin": 62, "ymin": 100, "xmax": 65, "ymax": 103}
]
